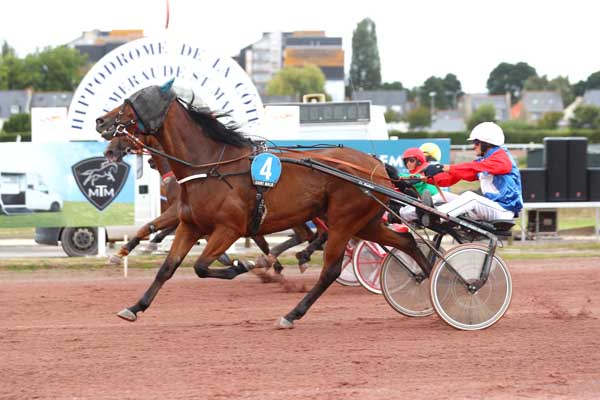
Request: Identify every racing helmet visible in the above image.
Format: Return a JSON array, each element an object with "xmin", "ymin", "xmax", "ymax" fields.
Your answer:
[
  {"xmin": 468, "ymin": 122, "xmax": 505, "ymax": 146},
  {"xmin": 419, "ymin": 142, "xmax": 442, "ymax": 162},
  {"xmin": 402, "ymin": 148, "xmax": 426, "ymax": 166}
]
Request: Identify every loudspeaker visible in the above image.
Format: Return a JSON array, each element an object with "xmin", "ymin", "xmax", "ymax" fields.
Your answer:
[
  {"xmin": 544, "ymin": 138, "xmax": 568, "ymax": 201},
  {"xmin": 589, "ymin": 168, "xmax": 600, "ymax": 201},
  {"xmin": 567, "ymin": 138, "xmax": 588, "ymax": 200},
  {"xmin": 520, "ymin": 168, "xmax": 546, "ymax": 202}
]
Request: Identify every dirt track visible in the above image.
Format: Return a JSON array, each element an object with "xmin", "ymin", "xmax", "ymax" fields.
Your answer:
[{"xmin": 2, "ymin": 257, "xmax": 600, "ymax": 399}]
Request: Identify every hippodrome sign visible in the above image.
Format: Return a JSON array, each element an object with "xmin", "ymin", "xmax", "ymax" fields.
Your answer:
[{"xmin": 67, "ymin": 34, "xmax": 263, "ymax": 140}]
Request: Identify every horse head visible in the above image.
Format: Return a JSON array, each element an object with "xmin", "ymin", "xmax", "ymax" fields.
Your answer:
[{"xmin": 96, "ymin": 80, "xmax": 177, "ymax": 140}]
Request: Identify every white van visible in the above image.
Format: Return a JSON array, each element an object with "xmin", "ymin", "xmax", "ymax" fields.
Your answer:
[{"xmin": 0, "ymin": 171, "xmax": 63, "ymax": 215}]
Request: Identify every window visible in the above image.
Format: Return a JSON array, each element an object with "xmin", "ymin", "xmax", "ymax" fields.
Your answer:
[
  {"xmin": 10, "ymin": 104, "xmax": 21, "ymax": 114},
  {"xmin": 299, "ymin": 102, "xmax": 371, "ymax": 124}
]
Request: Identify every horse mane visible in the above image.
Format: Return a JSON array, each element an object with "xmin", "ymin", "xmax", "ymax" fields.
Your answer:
[{"xmin": 176, "ymin": 99, "xmax": 252, "ymax": 148}]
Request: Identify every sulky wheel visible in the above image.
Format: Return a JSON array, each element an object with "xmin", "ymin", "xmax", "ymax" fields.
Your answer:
[
  {"xmin": 352, "ymin": 240, "xmax": 387, "ymax": 294},
  {"xmin": 336, "ymin": 239, "xmax": 361, "ymax": 286},
  {"xmin": 429, "ymin": 243, "xmax": 512, "ymax": 331},
  {"xmin": 380, "ymin": 239, "xmax": 442, "ymax": 317}
]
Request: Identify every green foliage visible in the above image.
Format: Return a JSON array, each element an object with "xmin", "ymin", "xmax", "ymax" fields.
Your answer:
[
  {"xmin": 466, "ymin": 104, "xmax": 496, "ymax": 131},
  {"xmin": 266, "ymin": 64, "xmax": 326, "ymax": 97},
  {"xmin": 569, "ymin": 105, "xmax": 600, "ymax": 129},
  {"xmin": 389, "ymin": 128, "xmax": 600, "ymax": 144},
  {"xmin": 381, "ymin": 81, "xmax": 404, "ymax": 90},
  {"xmin": 0, "ymin": 132, "xmax": 31, "ymax": 142},
  {"xmin": 498, "ymin": 119, "xmax": 538, "ymax": 132},
  {"xmin": 349, "ymin": 18, "xmax": 381, "ymax": 92},
  {"xmin": 418, "ymin": 74, "xmax": 463, "ymax": 110},
  {"xmin": 384, "ymin": 109, "xmax": 401, "ymax": 123},
  {"xmin": 2, "ymin": 113, "xmax": 31, "ymax": 133},
  {"xmin": 487, "ymin": 62, "xmax": 537, "ymax": 104},
  {"xmin": 537, "ymin": 112, "xmax": 564, "ymax": 129},
  {"xmin": 405, "ymin": 107, "xmax": 431, "ymax": 129},
  {"xmin": 0, "ymin": 44, "xmax": 87, "ymax": 91},
  {"xmin": 586, "ymin": 71, "xmax": 600, "ymax": 89}
]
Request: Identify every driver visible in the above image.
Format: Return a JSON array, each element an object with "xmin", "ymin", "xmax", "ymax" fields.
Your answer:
[{"xmin": 423, "ymin": 122, "xmax": 523, "ymax": 221}]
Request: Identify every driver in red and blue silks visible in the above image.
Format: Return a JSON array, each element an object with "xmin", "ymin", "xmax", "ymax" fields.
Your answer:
[{"xmin": 423, "ymin": 122, "xmax": 523, "ymax": 221}]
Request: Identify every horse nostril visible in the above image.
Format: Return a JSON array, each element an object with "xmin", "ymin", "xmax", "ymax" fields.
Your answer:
[{"xmin": 96, "ymin": 118, "xmax": 104, "ymax": 126}]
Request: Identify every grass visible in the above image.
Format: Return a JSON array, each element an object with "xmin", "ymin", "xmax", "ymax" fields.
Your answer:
[
  {"xmin": 0, "ymin": 201, "xmax": 134, "ymax": 228},
  {"xmin": 0, "ymin": 227, "xmax": 34, "ymax": 239},
  {"xmin": 0, "ymin": 253, "xmax": 315, "ymax": 272},
  {"xmin": 0, "ymin": 241, "xmax": 598, "ymax": 273}
]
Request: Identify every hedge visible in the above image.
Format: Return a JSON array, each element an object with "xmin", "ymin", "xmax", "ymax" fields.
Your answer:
[
  {"xmin": 389, "ymin": 129, "xmax": 600, "ymax": 144},
  {"xmin": 0, "ymin": 132, "xmax": 32, "ymax": 142}
]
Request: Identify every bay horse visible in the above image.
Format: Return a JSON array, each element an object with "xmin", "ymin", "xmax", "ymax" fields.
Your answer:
[
  {"xmin": 95, "ymin": 82, "xmax": 430, "ymax": 329},
  {"xmin": 103, "ymin": 134, "xmax": 318, "ymax": 273}
]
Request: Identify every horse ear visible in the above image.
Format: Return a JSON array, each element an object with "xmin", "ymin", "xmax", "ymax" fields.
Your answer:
[{"xmin": 160, "ymin": 78, "xmax": 175, "ymax": 93}]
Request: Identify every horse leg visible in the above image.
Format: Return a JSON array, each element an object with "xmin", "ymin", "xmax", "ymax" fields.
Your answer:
[
  {"xmin": 143, "ymin": 225, "xmax": 178, "ymax": 253},
  {"xmin": 117, "ymin": 222, "xmax": 201, "ymax": 322},
  {"xmin": 295, "ymin": 232, "xmax": 328, "ymax": 272},
  {"xmin": 109, "ymin": 208, "xmax": 179, "ymax": 264},
  {"xmin": 192, "ymin": 227, "xmax": 254, "ymax": 280},
  {"xmin": 278, "ymin": 230, "xmax": 349, "ymax": 329}
]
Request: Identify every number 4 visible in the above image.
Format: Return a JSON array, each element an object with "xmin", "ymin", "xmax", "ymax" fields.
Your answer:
[{"xmin": 260, "ymin": 157, "xmax": 273, "ymax": 181}]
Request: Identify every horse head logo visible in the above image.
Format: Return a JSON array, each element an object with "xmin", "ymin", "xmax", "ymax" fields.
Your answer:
[{"xmin": 72, "ymin": 157, "xmax": 130, "ymax": 211}]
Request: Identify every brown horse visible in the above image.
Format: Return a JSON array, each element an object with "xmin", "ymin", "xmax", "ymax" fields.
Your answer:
[
  {"xmin": 95, "ymin": 83, "xmax": 429, "ymax": 328},
  {"xmin": 103, "ymin": 134, "xmax": 317, "ymax": 272}
]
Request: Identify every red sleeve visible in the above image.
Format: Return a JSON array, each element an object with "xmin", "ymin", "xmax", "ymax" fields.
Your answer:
[{"xmin": 430, "ymin": 149, "xmax": 512, "ymax": 187}]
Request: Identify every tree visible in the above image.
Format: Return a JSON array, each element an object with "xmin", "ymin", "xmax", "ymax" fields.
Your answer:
[
  {"xmin": 486, "ymin": 62, "xmax": 537, "ymax": 103},
  {"xmin": 266, "ymin": 64, "xmax": 327, "ymax": 98},
  {"xmin": 405, "ymin": 107, "xmax": 431, "ymax": 129},
  {"xmin": 0, "ymin": 45, "xmax": 87, "ymax": 91},
  {"xmin": 466, "ymin": 104, "xmax": 496, "ymax": 131},
  {"xmin": 586, "ymin": 71, "xmax": 600, "ymax": 90},
  {"xmin": 417, "ymin": 74, "xmax": 463, "ymax": 110},
  {"xmin": 569, "ymin": 105, "xmax": 600, "ymax": 129},
  {"xmin": 537, "ymin": 112, "xmax": 563, "ymax": 129},
  {"xmin": 381, "ymin": 81, "xmax": 403, "ymax": 90},
  {"xmin": 1, "ymin": 113, "xmax": 31, "ymax": 133},
  {"xmin": 349, "ymin": 18, "xmax": 381, "ymax": 92}
]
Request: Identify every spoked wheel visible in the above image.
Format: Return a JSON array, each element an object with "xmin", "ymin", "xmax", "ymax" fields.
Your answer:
[
  {"xmin": 429, "ymin": 243, "xmax": 512, "ymax": 331},
  {"xmin": 352, "ymin": 240, "xmax": 387, "ymax": 294},
  {"xmin": 381, "ymin": 239, "xmax": 443, "ymax": 317},
  {"xmin": 336, "ymin": 239, "xmax": 360, "ymax": 286}
]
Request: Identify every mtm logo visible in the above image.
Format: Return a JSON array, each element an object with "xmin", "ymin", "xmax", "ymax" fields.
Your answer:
[{"xmin": 72, "ymin": 157, "xmax": 130, "ymax": 211}]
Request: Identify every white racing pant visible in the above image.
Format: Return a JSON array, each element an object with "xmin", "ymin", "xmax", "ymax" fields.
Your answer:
[
  {"xmin": 399, "ymin": 192, "xmax": 459, "ymax": 221},
  {"xmin": 437, "ymin": 191, "xmax": 514, "ymax": 221}
]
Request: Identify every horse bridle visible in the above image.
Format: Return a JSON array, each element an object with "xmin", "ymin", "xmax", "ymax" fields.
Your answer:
[{"xmin": 103, "ymin": 101, "xmax": 257, "ymax": 189}]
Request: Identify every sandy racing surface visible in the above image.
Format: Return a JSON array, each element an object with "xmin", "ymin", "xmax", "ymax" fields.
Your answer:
[{"xmin": 2, "ymin": 257, "xmax": 600, "ymax": 399}]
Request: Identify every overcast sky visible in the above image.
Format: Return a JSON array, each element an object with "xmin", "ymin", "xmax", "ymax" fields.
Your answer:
[{"xmin": 1, "ymin": 0, "xmax": 598, "ymax": 93}]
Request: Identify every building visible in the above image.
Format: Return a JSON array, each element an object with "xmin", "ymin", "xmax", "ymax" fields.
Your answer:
[
  {"xmin": 236, "ymin": 31, "xmax": 345, "ymax": 101},
  {"xmin": 430, "ymin": 110, "xmax": 466, "ymax": 132},
  {"xmin": 582, "ymin": 89, "xmax": 600, "ymax": 107},
  {"xmin": 514, "ymin": 91, "xmax": 564, "ymax": 123},
  {"xmin": 351, "ymin": 90, "xmax": 409, "ymax": 115},
  {"xmin": 461, "ymin": 93, "xmax": 512, "ymax": 122},
  {"xmin": 68, "ymin": 29, "xmax": 144, "ymax": 62},
  {"xmin": 0, "ymin": 90, "xmax": 32, "ymax": 130},
  {"xmin": 30, "ymin": 92, "xmax": 73, "ymax": 108}
]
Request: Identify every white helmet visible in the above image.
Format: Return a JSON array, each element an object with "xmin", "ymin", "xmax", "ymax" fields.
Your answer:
[{"xmin": 468, "ymin": 122, "xmax": 504, "ymax": 146}]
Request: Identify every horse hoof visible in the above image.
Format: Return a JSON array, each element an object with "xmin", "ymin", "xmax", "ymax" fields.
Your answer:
[
  {"xmin": 276, "ymin": 317, "xmax": 294, "ymax": 329},
  {"xmin": 117, "ymin": 308, "xmax": 137, "ymax": 322},
  {"xmin": 298, "ymin": 263, "xmax": 309, "ymax": 274},
  {"xmin": 107, "ymin": 255, "xmax": 122, "ymax": 265}
]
